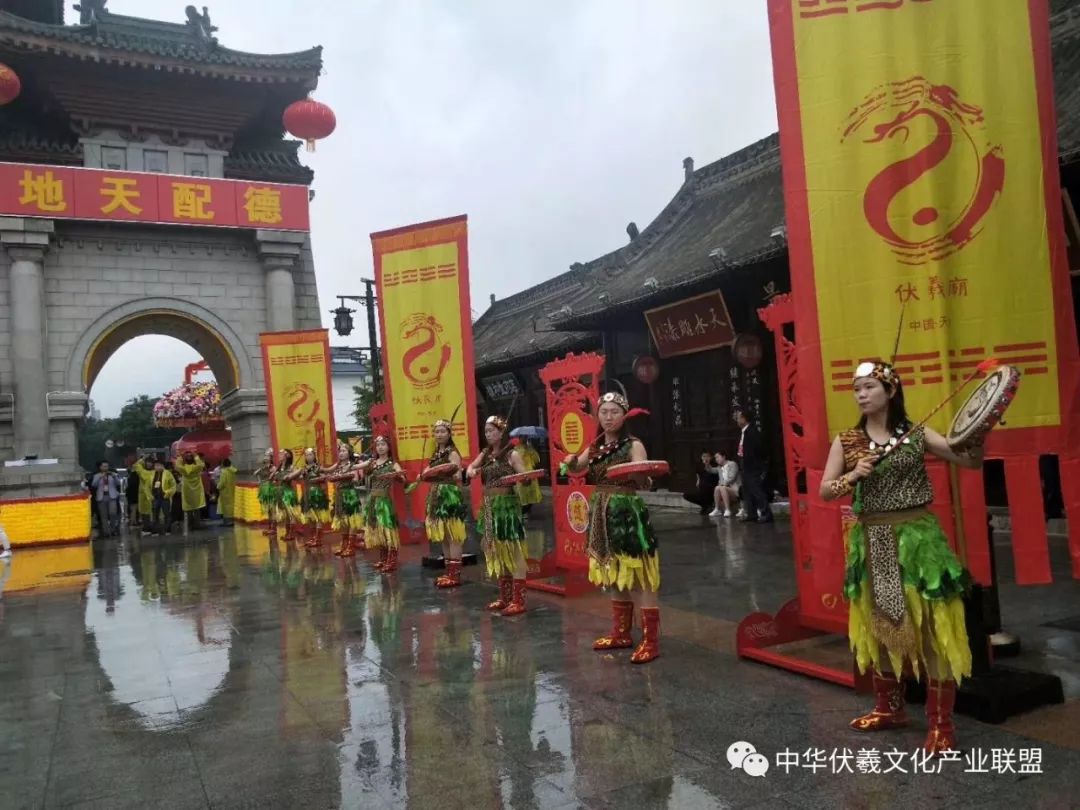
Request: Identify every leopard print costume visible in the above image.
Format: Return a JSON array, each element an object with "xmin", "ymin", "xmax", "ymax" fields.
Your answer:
[{"xmin": 840, "ymin": 427, "xmax": 932, "ymax": 652}]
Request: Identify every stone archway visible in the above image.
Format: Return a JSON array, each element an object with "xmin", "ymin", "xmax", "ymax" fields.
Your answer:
[
  {"xmin": 68, "ymin": 298, "xmax": 255, "ymax": 396},
  {"xmin": 67, "ymin": 298, "xmax": 266, "ymax": 472},
  {"xmin": 0, "ymin": 218, "xmax": 322, "ymax": 494}
]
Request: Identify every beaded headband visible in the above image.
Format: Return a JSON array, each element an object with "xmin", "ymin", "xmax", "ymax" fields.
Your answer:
[
  {"xmin": 597, "ymin": 392, "xmax": 630, "ymax": 412},
  {"xmin": 853, "ymin": 361, "xmax": 901, "ymax": 388},
  {"xmin": 433, "ymin": 419, "xmax": 452, "ymax": 431},
  {"xmin": 486, "ymin": 415, "xmax": 508, "ymax": 431}
]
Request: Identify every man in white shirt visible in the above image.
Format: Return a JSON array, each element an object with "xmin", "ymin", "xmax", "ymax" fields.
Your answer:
[{"xmin": 708, "ymin": 450, "xmax": 742, "ymax": 517}]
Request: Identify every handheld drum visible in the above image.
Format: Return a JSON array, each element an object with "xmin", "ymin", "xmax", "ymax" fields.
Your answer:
[
  {"xmin": 946, "ymin": 365, "xmax": 1021, "ymax": 451},
  {"xmin": 421, "ymin": 463, "xmax": 460, "ymax": 482},
  {"xmin": 492, "ymin": 469, "xmax": 546, "ymax": 488},
  {"xmin": 604, "ymin": 460, "xmax": 670, "ymax": 480}
]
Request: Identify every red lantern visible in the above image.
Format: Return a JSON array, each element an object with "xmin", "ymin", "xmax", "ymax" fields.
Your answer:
[
  {"xmin": 0, "ymin": 63, "xmax": 21, "ymax": 106},
  {"xmin": 283, "ymin": 97, "xmax": 336, "ymax": 152}
]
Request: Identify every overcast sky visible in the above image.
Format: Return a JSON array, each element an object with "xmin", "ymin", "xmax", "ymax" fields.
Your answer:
[{"xmin": 90, "ymin": 1, "xmax": 777, "ymax": 417}]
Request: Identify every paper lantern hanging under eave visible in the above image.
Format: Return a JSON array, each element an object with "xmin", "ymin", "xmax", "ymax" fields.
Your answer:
[
  {"xmin": 283, "ymin": 97, "xmax": 336, "ymax": 152},
  {"xmin": 0, "ymin": 63, "xmax": 21, "ymax": 106}
]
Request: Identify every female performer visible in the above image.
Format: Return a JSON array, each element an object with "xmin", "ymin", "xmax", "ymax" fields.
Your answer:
[
  {"xmin": 327, "ymin": 441, "xmax": 363, "ymax": 557},
  {"xmin": 291, "ymin": 448, "xmax": 331, "ymax": 548},
  {"xmin": 424, "ymin": 419, "xmax": 468, "ymax": 588},
  {"xmin": 465, "ymin": 416, "xmax": 527, "ymax": 616},
  {"xmin": 276, "ymin": 449, "xmax": 301, "ymax": 542},
  {"xmin": 564, "ymin": 392, "xmax": 660, "ymax": 663},
  {"xmin": 358, "ymin": 435, "xmax": 404, "ymax": 573},
  {"xmin": 255, "ymin": 449, "xmax": 278, "ymax": 536},
  {"xmin": 820, "ymin": 361, "xmax": 980, "ymax": 755}
]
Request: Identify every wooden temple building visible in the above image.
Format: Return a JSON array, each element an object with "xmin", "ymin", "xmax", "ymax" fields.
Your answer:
[{"xmin": 474, "ymin": 2, "xmax": 1080, "ymax": 495}]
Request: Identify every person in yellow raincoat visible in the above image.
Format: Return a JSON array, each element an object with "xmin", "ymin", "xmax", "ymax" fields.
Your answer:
[
  {"xmin": 175, "ymin": 452, "xmax": 207, "ymax": 530},
  {"xmin": 132, "ymin": 456, "xmax": 156, "ymax": 531},
  {"xmin": 217, "ymin": 459, "xmax": 237, "ymax": 526},
  {"xmin": 515, "ymin": 439, "xmax": 543, "ymax": 515},
  {"xmin": 147, "ymin": 457, "xmax": 177, "ymax": 536}
]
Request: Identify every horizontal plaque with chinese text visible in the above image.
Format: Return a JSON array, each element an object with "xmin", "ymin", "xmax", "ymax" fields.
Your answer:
[{"xmin": 644, "ymin": 290, "xmax": 736, "ymax": 359}]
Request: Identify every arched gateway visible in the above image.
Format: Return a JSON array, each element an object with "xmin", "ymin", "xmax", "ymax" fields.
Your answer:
[{"xmin": 0, "ymin": 5, "xmax": 325, "ymax": 514}]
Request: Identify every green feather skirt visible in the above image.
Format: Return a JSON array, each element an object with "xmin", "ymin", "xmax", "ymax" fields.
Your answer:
[
  {"xmin": 844, "ymin": 512, "xmax": 972, "ymax": 683},
  {"xmin": 426, "ymin": 483, "xmax": 468, "ymax": 544},
  {"xmin": 479, "ymin": 493, "xmax": 525, "ymax": 578},
  {"xmin": 281, "ymin": 487, "xmax": 303, "ymax": 523},
  {"xmin": 333, "ymin": 485, "xmax": 363, "ymax": 532},
  {"xmin": 587, "ymin": 492, "xmax": 660, "ymax": 592},
  {"xmin": 363, "ymin": 494, "xmax": 400, "ymax": 549}
]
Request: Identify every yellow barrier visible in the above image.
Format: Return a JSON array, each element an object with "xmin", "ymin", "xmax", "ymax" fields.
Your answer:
[
  {"xmin": 1, "ymin": 493, "xmax": 91, "ymax": 547},
  {"xmin": 233, "ymin": 482, "xmax": 268, "ymax": 524}
]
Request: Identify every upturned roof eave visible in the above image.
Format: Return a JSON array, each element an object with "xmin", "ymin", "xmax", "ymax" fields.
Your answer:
[{"xmin": 0, "ymin": 12, "xmax": 323, "ymax": 82}]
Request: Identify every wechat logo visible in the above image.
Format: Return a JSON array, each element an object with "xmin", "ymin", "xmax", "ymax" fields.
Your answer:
[{"xmin": 727, "ymin": 741, "xmax": 769, "ymax": 777}]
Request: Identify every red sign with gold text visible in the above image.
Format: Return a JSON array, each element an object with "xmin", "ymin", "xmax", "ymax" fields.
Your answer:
[
  {"xmin": 644, "ymin": 291, "xmax": 736, "ymax": 358},
  {"xmin": 0, "ymin": 161, "xmax": 310, "ymax": 231}
]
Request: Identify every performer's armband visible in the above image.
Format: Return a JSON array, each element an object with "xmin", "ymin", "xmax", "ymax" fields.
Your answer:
[{"xmin": 829, "ymin": 476, "xmax": 854, "ymax": 498}]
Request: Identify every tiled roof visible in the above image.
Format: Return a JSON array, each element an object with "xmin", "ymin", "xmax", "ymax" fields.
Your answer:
[
  {"xmin": 0, "ymin": 129, "xmax": 82, "ymax": 164},
  {"xmin": 224, "ymin": 142, "xmax": 314, "ymax": 185},
  {"xmin": 0, "ymin": 8, "xmax": 322, "ymax": 81},
  {"xmin": 472, "ymin": 268, "xmax": 599, "ymax": 374}
]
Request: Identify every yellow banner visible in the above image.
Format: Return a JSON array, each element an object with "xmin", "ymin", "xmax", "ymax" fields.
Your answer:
[
  {"xmin": 259, "ymin": 329, "xmax": 337, "ymax": 464},
  {"xmin": 372, "ymin": 217, "xmax": 477, "ymax": 463},
  {"xmin": 786, "ymin": 0, "xmax": 1061, "ymax": 436}
]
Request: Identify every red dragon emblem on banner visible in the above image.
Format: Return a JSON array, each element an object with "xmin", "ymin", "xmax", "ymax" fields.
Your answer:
[
  {"xmin": 842, "ymin": 77, "xmax": 1005, "ymax": 265},
  {"xmin": 400, "ymin": 313, "xmax": 452, "ymax": 391}
]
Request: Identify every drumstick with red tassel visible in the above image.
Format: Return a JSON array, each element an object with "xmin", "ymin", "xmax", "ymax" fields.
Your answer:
[{"xmin": 873, "ymin": 356, "xmax": 999, "ymax": 466}]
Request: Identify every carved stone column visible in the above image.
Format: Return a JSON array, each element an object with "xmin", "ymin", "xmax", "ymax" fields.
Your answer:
[
  {"xmin": 1, "ymin": 217, "xmax": 54, "ymax": 460},
  {"xmin": 255, "ymin": 229, "xmax": 306, "ymax": 333}
]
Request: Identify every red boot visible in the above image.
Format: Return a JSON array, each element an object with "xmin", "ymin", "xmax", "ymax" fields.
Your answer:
[
  {"xmin": 263, "ymin": 521, "xmax": 277, "ymax": 538},
  {"xmin": 924, "ymin": 679, "xmax": 958, "ymax": 755},
  {"xmin": 334, "ymin": 531, "xmax": 355, "ymax": 557},
  {"xmin": 593, "ymin": 600, "xmax": 635, "ymax": 650},
  {"xmin": 487, "ymin": 576, "xmax": 512, "ymax": 611},
  {"xmin": 373, "ymin": 547, "xmax": 388, "ymax": 571},
  {"xmin": 850, "ymin": 672, "xmax": 909, "ymax": 731},
  {"xmin": 501, "ymin": 579, "xmax": 527, "ymax": 616},
  {"xmin": 304, "ymin": 524, "xmax": 322, "ymax": 548},
  {"xmin": 382, "ymin": 547, "xmax": 399, "ymax": 573},
  {"xmin": 435, "ymin": 559, "xmax": 463, "ymax": 588},
  {"xmin": 630, "ymin": 608, "xmax": 660, "ymax": 663},
  {"xmin": 352, "ymin": 529, "xmax": 366, "ymax": 551}
]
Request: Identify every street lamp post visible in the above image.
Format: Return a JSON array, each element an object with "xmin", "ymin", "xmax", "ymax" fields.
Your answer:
[{"xmin": 331, "ymin": 278, "xmax": 382, "ymax": 397}]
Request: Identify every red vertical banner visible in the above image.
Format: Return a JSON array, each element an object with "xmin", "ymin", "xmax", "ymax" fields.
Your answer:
[
  {"xmin": 531, "ymin": 353, "xmax": 604, "ymax": 595},
  {"xmin": 370, "ymin": 216, "xmax": 478, "ymax": 543}
]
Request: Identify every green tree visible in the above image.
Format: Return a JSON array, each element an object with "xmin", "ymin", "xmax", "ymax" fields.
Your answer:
[
  {"xmin": 78, "ymin": 396, "xmax": 184, "ymax": 470},
  {"xmin": 351, "ymin": 381, "xmax": 381, "ymax": 433}
]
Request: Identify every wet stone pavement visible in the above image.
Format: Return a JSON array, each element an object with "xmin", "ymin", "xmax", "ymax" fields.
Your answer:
[{"xmin": 1, "ymin": 508, "xmax": 1079, "ymax": 810}]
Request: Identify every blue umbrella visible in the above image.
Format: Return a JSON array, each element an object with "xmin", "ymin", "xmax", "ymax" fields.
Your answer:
[{"xmin": 509, "ymin": 426, "xmax": 548, "ymax": 440}]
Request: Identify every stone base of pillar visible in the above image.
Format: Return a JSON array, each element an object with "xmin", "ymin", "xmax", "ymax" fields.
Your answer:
[
  {"xmin": 219, "ymin": 388, "xmax": 270, "ymax": 473},
  {"xmin": 0, "ymin": 464, "xmax": 86, "ymax": 498}
]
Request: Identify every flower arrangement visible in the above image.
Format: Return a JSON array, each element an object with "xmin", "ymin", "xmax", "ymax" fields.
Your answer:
[{"xmin": 153, "ymin": 381, "xmax": 224, "ymax": 428}]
